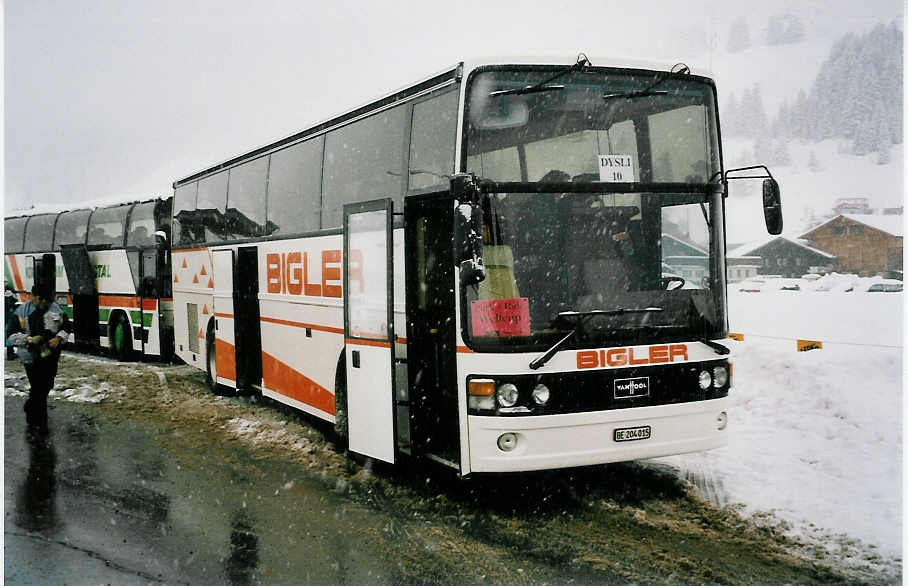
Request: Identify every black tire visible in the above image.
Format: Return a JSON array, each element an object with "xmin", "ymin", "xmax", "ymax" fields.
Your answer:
[
  {"xmin": 333, "ymin": 355, "xmax": 348, "ymax": 442},
  {"xmin": 111, "ymin": 314, "xmax": 133, "ymax": 361}
]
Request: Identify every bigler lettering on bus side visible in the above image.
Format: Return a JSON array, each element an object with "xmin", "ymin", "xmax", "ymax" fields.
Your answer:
[{"xmin": 265, "ymin": 249, "xmax": 363, "ymax": 297}]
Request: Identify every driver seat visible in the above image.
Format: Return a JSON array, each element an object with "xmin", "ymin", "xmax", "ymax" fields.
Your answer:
[{"xmin": 478, "ymin": 245, "xmax": 519, "ymax": 300}]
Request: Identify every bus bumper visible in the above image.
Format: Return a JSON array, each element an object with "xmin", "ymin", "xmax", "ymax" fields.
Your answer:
[{"xmin": 466, "ymin": 397, "xmax": 728, "ymax": 473}]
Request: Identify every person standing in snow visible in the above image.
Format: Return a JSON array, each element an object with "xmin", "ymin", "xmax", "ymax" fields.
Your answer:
[{"xmin": 6, "ymin": 285, "xmax": 70, "ymax": 432}]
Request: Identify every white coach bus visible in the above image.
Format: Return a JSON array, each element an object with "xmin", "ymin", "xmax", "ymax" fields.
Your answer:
[
  {"xmin": 170, "ymin": 56, "xmax": 782, "ymax": 474},
  {"xmin": 4, "ymin": 196, "xmax": 174, "ymax": 360}
]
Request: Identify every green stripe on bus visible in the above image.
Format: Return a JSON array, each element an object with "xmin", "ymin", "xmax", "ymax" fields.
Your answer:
[
  {"xmin": 62, "ymin": 306, "xmax": 74, "ymax": 319},
  {"xmin": 98, "ymin": 308, "xmax": 111, "ymax": 322},
  {"xmin": 4, "ymin": 262, "xmax": 13, "ymax": 290},
  {"xmin": 131, "ymin": 311, "xmax": 154, "ymax": 328}
]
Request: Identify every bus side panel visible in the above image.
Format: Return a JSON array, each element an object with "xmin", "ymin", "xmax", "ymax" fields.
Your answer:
[
  {"xmin": 172, "ymin": 248, "xmax": 215, "ymax": 368},
  {"xmin": 257, "ymin": 236, "xmax": 344, "ymax": 421},
  {"xmin": 91, "ymin": 249, "xmax": 138, "ymax": 349}
]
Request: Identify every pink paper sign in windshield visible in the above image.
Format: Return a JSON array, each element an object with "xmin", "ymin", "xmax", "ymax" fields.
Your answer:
[{"xmin": 471, "ymin": 298, "xmax": 531, "ymax": 337}]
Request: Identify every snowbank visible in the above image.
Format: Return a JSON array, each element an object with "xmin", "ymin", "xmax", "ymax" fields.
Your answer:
[{"xmin": 657, "ymin": 286, "xmax": 902, "ymax": 564}]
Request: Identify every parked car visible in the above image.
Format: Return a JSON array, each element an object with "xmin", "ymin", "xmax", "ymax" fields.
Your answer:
[{"xmin": 866, "ymin": 280, "xmax": 903, "ymax": 293}]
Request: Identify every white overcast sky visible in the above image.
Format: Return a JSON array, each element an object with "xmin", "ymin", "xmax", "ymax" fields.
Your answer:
[{"xmin": 3, "ymin": 0, "xmax": 902, "ymax": 212}]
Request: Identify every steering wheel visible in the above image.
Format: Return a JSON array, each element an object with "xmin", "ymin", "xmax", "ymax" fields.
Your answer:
[{"xmin": 661, "ymin": 275, "xmax": 686, "ymax": 291}]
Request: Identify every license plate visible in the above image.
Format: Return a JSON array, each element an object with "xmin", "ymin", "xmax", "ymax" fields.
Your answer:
[{"xmin": 614, "ymin": 425, "xmax": 652, "ymax": 442}]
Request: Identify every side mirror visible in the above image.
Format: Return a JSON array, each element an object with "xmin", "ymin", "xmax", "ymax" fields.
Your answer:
[
  {"xmin": 454, "ymin": 203, "xmax": 485, "ymax": 286},
  {"xmin": 762, "ymin": 179, "xmax": 783, "ymax": 235}
]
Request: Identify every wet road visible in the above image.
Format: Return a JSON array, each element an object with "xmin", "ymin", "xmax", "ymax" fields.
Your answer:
[{"xmin": 4, "ymin": 395, "xmax": 399, "ymax": 584}]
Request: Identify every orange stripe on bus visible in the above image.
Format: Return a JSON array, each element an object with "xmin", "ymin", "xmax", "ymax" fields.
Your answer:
[
  {"xmin": 215, "ymin": 338, "xmax": 237, "ymax": 382},
  {"xmin": 99, "ymin": 295, "xmax": 142, "ymax": 309},
  {"xmin": 260, "ymin": 316, "xmax": 344, "ymax": 335},
  {"xmin": 345, "ymin": 338, "xmax": 391, "ymax": 348},
  {"xmin": 262, "ymin": 351, "xmax": 336, "ymax": 415},
  {"xmin": 172, "ymin": 247, "xmax": 209, "ymax": 253},
  {"xmin": 8, "ymin": 256, "xmax": 23, "ymax": 291},
  {"xmin": 142, "ymin": 298, "xmax": 157, "ymax": 311},
  {"xmin": 456, "ymin": 346, "xmax": 474, "ymax": 353},
  {"xmin": 214, "ymin": 312, "xmax": 233, "ymax": 319}
]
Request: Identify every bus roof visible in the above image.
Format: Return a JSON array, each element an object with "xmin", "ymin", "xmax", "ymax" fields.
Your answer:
[
  {"xmin": 173, "ymin": 55, "xmax": 714, "ymax": 188},
  {"xmin": 5, "ymin": 194, "xmax": 169, "ymax": 220}
]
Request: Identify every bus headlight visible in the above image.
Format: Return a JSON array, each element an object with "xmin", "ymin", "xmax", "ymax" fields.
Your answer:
[
  {"xmin": 497, "ymin": 383, "xmax": 519, "ymax": 407},
  {"xmin": 531, "ymin": 383, "xmax": 550, "ymax": 405},
  {"xmin": 713, "ymin": 366, "xmax": 729, "ymax": 388},
  {"xmin": 698, "ymin": 370, "xmax": 712, "ymax": 390}
]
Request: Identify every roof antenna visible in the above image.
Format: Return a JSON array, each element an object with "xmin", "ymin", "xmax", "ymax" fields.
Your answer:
[
  {"xmin": 576, "ymin": 53, "xmax": 591, "ymax": 69},
  {"xmin": 671, "ymin": 63, "xmax": 690, "ymax": 75}
]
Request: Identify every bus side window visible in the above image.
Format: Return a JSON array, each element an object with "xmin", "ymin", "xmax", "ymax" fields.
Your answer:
[{"xmin": 408, "ymin": 90, "xmax": 458, "ymax": 193}]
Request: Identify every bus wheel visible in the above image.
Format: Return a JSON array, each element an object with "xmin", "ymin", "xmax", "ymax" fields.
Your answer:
[
  {"xmin": 205, "ymin": 323, "xmax": 218, "ymax": 393},
  {"xmin": 111, "ymin": 315, "xmax": 133, "ymax": 361},
  {"xmin": 333, "ymin": 357, "xmax": 348, "ymax": 443}
]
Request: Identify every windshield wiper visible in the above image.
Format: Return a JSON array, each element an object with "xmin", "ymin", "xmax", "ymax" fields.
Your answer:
[
  {"xmin": 700, "ymin": 338, "xmax": 730, "ymax": 355},
  {"xmin": 602, "ymin": 89, "xmax": 668, "ymax": 101},
  {"xmin": 490, "ymin": 84, "xmax": 564, "ymax": 97},
  {"xmin": 529, "ymin": 307, "xmax": 663, "ymax": 370},
  {"xmin": 489, "ymin": 53, "xmax": 591, "ymax": 98},
  {"xmin": 601, "ymin": 62, "xmax": 690, "ymax": 101}
]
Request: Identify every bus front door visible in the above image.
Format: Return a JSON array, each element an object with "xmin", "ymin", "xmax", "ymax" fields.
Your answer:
[{"xmin": 343, "ymin": 199, "xmax": 396, "ymax": 464}]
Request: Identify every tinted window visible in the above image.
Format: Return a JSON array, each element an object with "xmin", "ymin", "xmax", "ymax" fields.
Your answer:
[
  {"xmin": 156, "ymin": 197, "xmax": 173, "ymax": 244},
  {"xmin": 227, "ymin": 157, "xmax": 268, "ymax": 239},
  {"xmin": 54, "ymin": 209, "xmax": 91, "ymax": 249},
  {"xmin": 126, "ymin": 202, "xmax": 157, "ymax": 247},
  {"xmin": 409, "ymin": 90, "xmax": 458, "ymax": 192},
  {"xmin": 196, "ymin": 172, "xmax": 228, "ymax": 241},
  {"xmin": 173, "ymin": 182, "xmax": 198, "ymax": 246},
  {"xmin": 88, "ymin": 205, "xmax": 130, "ymax": 247},
  {"xmin": 267, "ymin": 137, "xmax": 324, "ymax": 235},
  {"xmin": 322, "ymin": 106, "xmax": 406, "ymax": 228},
  {"xmin": 23, "ymin": 214, "xmax": 56, "ymax": 251},
  {"xmin": 5, "ymin": 217, "xmax": 28, "ymax": 253}
]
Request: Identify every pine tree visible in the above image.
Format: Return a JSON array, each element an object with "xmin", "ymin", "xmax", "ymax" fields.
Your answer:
[
  {"xmin": 727, "ymin": 17, "xmax": 751, "ymax": 53},
  {"xmin": 772, "ymin": 139, "xmax": 792, "ymax": 166}
]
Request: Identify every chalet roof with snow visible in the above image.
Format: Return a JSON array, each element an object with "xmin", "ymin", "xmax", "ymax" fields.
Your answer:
[
  {"xmin": 802, "ymin": 214, "xmax": 904, "ymax": 238},
  {"xmin": 727, "ymin": 236, "xmax": 836, "ymax": 259},
  {"xmin": 661, "ymin": 233, "xmax": 707, "ymax": 256}
]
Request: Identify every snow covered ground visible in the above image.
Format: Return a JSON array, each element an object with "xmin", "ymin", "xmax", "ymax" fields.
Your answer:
[{"xmin": 656, "ymin": 279, "xmax": 902, "ymax": 566}]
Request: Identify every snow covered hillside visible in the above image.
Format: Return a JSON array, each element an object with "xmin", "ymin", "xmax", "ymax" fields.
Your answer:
[
  {"xmin": 705, "ymin": 19, "xmax": 903, "ymax": 244},
  {"xmin": 656, "ymin": 283, "xmax": 902, "ymax": 568}
]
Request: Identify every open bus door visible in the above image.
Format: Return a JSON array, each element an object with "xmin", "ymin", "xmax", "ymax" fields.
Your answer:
[
  {"xmin": 343, "ymin": 199, "xmax": 396, "ymax": 464},
  {"xmin": 212, "ymin": 249, "xmax": 238, "ymax": 390},
  {"xmin": 211, "ymin": 248, "xmax": 263, "ymax": 392},
  {"xmin": 60, "ymin": 245, "xmax": 100, "ymax": 345}
]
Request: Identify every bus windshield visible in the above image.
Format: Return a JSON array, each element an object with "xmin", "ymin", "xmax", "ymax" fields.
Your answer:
[
  {"xmin": 463, "ymin": 190, "xmax": 725, "ymax": 350},
  {"xmin": 465, "ymin": 67, "xmax": 719, "ymax": 183},
  {"xmin": 461, "ymin": 67, "xmax": 725, "ymax": 351}
]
